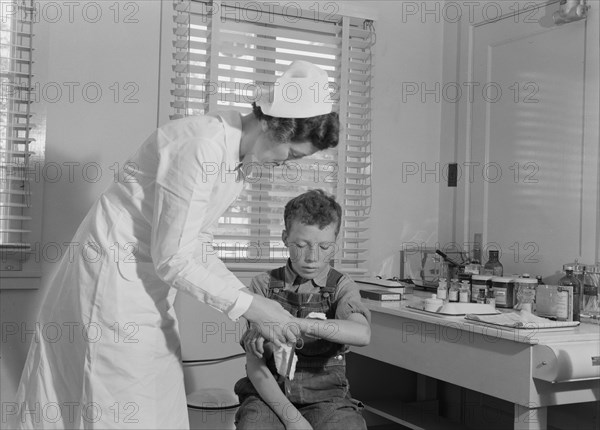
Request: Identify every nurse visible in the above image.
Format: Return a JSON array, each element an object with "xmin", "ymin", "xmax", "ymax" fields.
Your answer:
[{"xmin": 12, "ymin": 61, "xmax": 340, "ymax": 429}]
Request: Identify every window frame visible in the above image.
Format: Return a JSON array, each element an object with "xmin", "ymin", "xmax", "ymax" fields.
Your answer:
[
  {"xmin": 0, "ymin": 0, "xmax": 44, "ymax": 286},
  {"xmin": 157, "ymin": 0, "xmax": 376, "ymax": 276}
]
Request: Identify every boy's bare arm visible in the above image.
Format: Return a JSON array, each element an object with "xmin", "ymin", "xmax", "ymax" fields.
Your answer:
[
  {"xmin": 246, "ymin": 347, "xmax": 312, "ymax": 430},
  {"xmin": 296, "ymin": 313, "xmax": 370, "ymax": 347}
]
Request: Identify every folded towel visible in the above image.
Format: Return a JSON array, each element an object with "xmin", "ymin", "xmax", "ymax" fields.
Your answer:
[{"xmin": 465, "ymin": 311, "xmax": 580, "ymax": 328}]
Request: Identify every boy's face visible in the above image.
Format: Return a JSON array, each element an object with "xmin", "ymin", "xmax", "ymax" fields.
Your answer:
[{"xmin": 282, "ymin": 221, "xmax": 337, "ymax": 280}]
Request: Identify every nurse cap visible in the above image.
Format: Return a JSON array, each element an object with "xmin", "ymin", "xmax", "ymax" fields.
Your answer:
[{"xmin": 256, "ymin": 60, "xmax": 333, "ymax": 118}]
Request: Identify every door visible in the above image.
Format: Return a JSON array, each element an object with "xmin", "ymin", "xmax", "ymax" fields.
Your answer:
[{"xmin": 466, "ymin": 1, "xmax": 598, "ymax": 281}]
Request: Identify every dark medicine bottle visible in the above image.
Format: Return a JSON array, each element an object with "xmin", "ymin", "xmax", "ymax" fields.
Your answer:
[
  {"xmin": 559, "ymin": 265, "xmax": 581, "ymax": 321},
  {"xmin": 484, "ymin": 250, "xmax": 503, "ymax": 276}
]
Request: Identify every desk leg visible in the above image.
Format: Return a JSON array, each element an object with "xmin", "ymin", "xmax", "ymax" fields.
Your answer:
[
  {"xmin": 416, "ymin": 374, "xmax": 438, "ymax": 401},
  {"xmin": 514, "ymin": 404, "xmax": 547, "ymax": 430}
]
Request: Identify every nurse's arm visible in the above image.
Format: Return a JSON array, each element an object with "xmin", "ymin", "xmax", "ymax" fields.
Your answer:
[
  {"xmin": 150, "ymin": 133, "xmax": 250, "ymax": 317},
  {"xmin": 150, "ymin": 131, "xmax": 296, "ymax": 346}
]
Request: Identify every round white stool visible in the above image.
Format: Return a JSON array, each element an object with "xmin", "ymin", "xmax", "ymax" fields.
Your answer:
[{"xmin": 187, "ymin": 388, "xmax": 239, "ymax": 430}]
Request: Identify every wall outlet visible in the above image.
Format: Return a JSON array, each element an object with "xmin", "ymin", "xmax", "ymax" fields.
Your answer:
[{"xmin": 448, "ymin": 163, "xmax": 458, "ymax": 187}]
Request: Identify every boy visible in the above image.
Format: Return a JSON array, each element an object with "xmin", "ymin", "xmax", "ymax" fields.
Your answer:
[{"xmin": 234, "ymin": 189, "xmax": 371, "ymax": 430}]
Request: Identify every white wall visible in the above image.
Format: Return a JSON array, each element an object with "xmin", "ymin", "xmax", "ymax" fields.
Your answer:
[
  {"xmin": 366, "ymin": 1, "xmax": 444, "ymax": 277},
  {"xmin": 0, "ymin": 0, "xmax": 444, "ymax": 410}
]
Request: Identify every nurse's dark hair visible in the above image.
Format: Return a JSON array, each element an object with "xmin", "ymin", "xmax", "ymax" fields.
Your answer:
[
  {"xmin": 251, "ymin": 103, "xmax": 339, "ymax": 151},
  {"xmin": 284, "ymin": 189, "xmax": 342, "ymax": 236}
]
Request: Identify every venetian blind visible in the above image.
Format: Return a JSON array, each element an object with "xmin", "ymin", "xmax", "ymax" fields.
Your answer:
[
  {"xmin": 170, "ymin": 0, "xmax": 373, "ymax": 275},
  {"xmin": 0, "ymin": 0, "xmax": 35, "ymax": 271}
]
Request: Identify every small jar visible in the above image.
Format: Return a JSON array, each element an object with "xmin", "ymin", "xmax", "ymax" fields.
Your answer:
[
  {"xmin": 491, "ymin": 276, "xmax": 515, "ymax": 308},
  {"xmin": 514, "ymin": 277, "xmax": 538, "ymax": 312},
  {"xmin": 437, "ymin": 278, "xmax": 448, "ymax": 301},
  {"xmin": 471, "ymin": 274, "xmax": 493, "ymax": 303},
  {"xmin": 448, "ymin": 278, "xmax": 460, "ymax": 303},
  {"xmin": 476, "ymin": 289, "xmax": 487, "ymax": 304},
  {"xmin": 486, "ymin": 288, "xmax": 496, "ymax": 307},
  {"xmin": 459, "ymin": 281, "xmax": 471, "ymax": 303}
]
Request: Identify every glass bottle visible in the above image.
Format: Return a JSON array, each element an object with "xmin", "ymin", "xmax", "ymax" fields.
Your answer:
[
  {"xmin": 486, "ymin": 288, "xmax": 496, "ymax": 307},
  {"xmin": 467, "ymin": 233, "xmax": 483, "ymax": 275},
  {"xmin": 476, "ymin": 289, "xmax": 486, "ymax": 304},
  {"xmin": 448, "ymin": 278, "xmax": 460, "ymax": 302},
  {"xmin": 582, "ymin": 263, "xmax": 599, "ymax": 319},
  {"xmin": 559, "ymin": 265, "xmax": 581, "ymax": 321},
  {"xmin": 536, "ymin": 275, "xmax": 544, "ymax": 285},
  {"xmin": 473, "ymin": 233, "xmax": 482, "ymax": 264},
  {"xmin": 459, "ymin": 281, "xmax": 471, "ymax": 303},
  {"xmin": 483, "ymin": 250, "xmax": 503, "ymax": 276},
  {"xmin": 437, "ymin": 278, "xmax": 448, "ymax": 301}
]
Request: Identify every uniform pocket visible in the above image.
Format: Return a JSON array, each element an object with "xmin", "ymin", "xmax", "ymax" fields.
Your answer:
[{"xmin": 117, "ymin": 259, "xmax": 156, "ymax": 282}]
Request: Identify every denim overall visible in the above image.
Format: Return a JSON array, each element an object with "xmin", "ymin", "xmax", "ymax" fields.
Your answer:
[
  {"xmin": 234, "ymin": 267, "xmax": 366, "ymax": 429},
  {"xmin": 269, "ymin": 266, "xmax": 350, "ymax": 404},
  {"xmin": 235, "ymin": 267, "xmax": 350, "ymax": 404}
]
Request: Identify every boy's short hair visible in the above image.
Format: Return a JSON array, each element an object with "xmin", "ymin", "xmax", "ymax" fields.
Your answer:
[{"xmin": 284, "ymin": 189, "xmax": 342, "ymax": 236}]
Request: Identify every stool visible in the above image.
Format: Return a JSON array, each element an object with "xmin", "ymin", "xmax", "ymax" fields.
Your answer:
[
  {"xmin": 187, "ymin": 388, "xmax": 239, "ymax": 430},
  {"xmin": 184, "ymin": 353, "xmax": 245, "ymax": 430}
]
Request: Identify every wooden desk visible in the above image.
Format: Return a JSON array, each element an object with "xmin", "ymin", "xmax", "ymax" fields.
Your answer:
[{"xmin": 353, "ymin": 295, "xmax": 600, "ymax": 430}]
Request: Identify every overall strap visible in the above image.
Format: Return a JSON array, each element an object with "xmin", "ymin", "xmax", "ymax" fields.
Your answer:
[
  {"xmin": 267, "ymin": 267, "xmax": 286, "ymax": 297},
  {"xmin": 321, "ymin": 268, "xmax": 344, "ymax": 299}
]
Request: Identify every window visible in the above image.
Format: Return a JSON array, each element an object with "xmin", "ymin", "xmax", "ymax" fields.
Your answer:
[
  {"xmin": 168, "ymin": 0, "xmax": 374, "ymax": 275},
  {"xmin": 1, "ymin": 0, "xmax": 42, "ymax": 281}
]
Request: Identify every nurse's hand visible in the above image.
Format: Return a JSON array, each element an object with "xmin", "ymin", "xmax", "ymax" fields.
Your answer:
[
  {"xmin": 240, "ymin": 325, "xmax": 266, "ymax": 358},
  {"xmin": 243, "ymin": 295, "xmax": 299, "ymax": 349}
]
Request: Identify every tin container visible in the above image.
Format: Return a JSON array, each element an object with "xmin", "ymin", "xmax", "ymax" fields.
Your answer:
[
  {"xmin": 471, "ymin": 274, "xmax": 493, "ymax": 303},
  {"xmin": 491, "ymin": 277, "xmax": 515, "ymax": 308}
]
